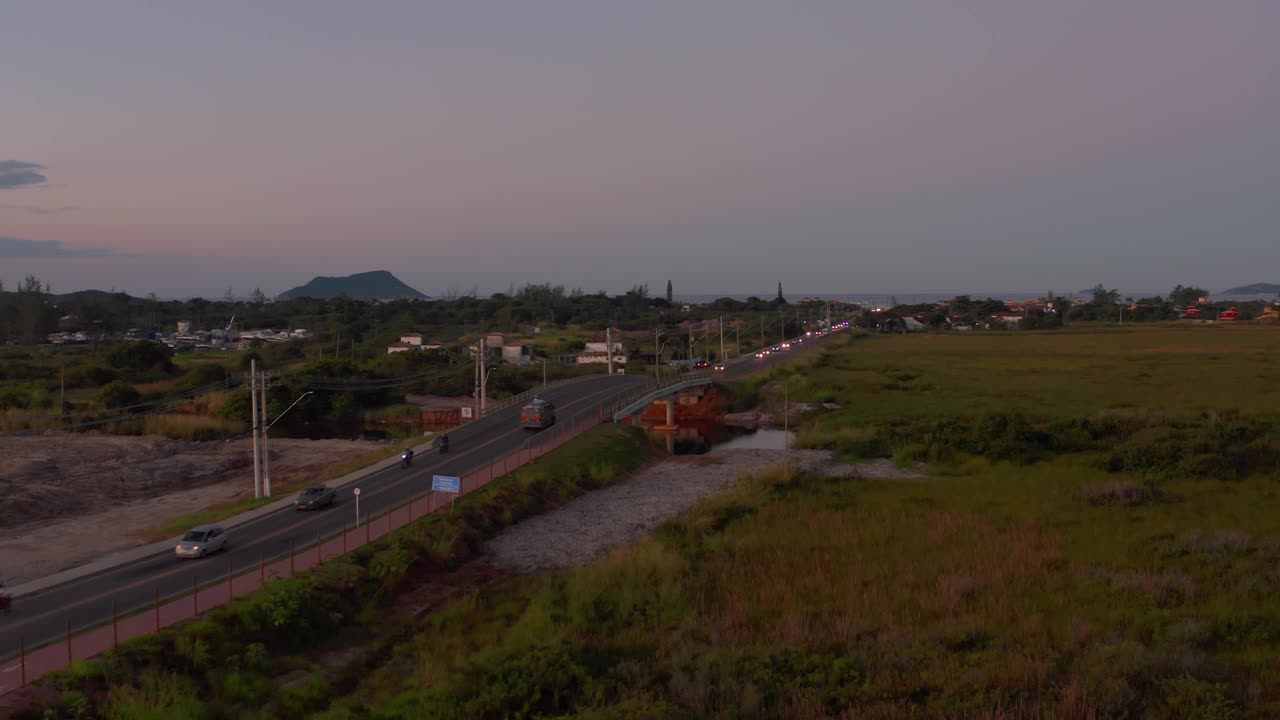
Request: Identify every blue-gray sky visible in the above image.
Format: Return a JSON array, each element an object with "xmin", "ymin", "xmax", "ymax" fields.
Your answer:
[{"xmin": 3, "ymin": 0, "xmax": 1279, "ymax": 298}]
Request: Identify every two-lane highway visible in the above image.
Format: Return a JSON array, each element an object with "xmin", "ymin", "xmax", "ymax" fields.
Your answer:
[{"xmin": 0, "ymin": 372, "xmax": 649, "ymax": 658}]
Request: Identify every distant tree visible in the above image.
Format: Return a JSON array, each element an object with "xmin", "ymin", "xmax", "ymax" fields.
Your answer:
[
  {"xmin": 223, "ymin": 286, "xmax": 236, "ymax": 303},
  {"xmin": 776, "ymin": 282, "xmax": 787, "ymax": 305},
  {"xmin": 1090, "ymin": 284, "xmax": 1120, "ymax": 307},
  {"xmin": 251, "ymin": 288, "xmax": 268, "ymax": 306},
  {"xmin": 16, "ymin": 274, "xmax": 56, "ymax": 343},
  {"xmin": 666, "ymin": 280, "xmax": 673, "ymax": 303},
  {"xmin": 1169, "ymin": 284, "xmax": 1208, "ymax": 306}
]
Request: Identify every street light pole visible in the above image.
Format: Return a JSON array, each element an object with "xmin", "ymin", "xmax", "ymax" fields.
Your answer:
[{"xmin": 481, "ymin": 365, "xmax": 497, "ymax": 413}]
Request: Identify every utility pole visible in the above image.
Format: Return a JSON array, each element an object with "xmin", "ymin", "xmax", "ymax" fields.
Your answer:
[
  {"xmin": 473, "ymin": 337, "xmax": 482, "ymax": 420},
  {"xmin": 654, "ymin": 328, "xmax": 661, "ymax": 382},
  {"xmin": 542, "ymin": 359, "xmax": 547, "ymax": 392},
  {"xmin": 760, "ymin": 316, "xmax": 765, "ymax": 348},
  {"xmin": 479, "ymin": 337, "xmax": 488, "ymax": 414},
  {"xmin": 719, "ymin": 316, "xmax": 725, "ymax": 362},
  {"xmin": 779, "ymin": 307, "xmax": 785, "ymax": 344},
  {"xmin": 735, "ymin": 321, "xmax": 740, "ymax": 355},
  {"xmin": 59, "ymin": 362, "xmax": 65, "ymax": 416},
  {"xmin": 261, "ymin": 371, "xmax": 271, "ymax": 497},
  {"xmin": 784, "ymin": 379, "xmax": 789, "ymax": 480},
  {"xmin": 606, "ymin": 327, "xmax": 614, "ymax": 375},
  {"xmin": 250, "ymin": 359, "xmax": 262, "ymax": 499}
]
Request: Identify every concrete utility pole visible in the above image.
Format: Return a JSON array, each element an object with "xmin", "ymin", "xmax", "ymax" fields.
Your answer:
[
  {"xmin": 654, "ymin": 328, "xmax": 662, "ymax": 381},
  {"xmin": 719, "ymin": 316, "xmax": 725, "ymax": 362},
  {"xmin": 473, "ymin": 337, "xmax": 483, "ymax": 420},
  {"xmin": 250, "ymin": 359, "xmax": 262, "ymax": 499},
  {"xmin": 760, "ymin": 316, "xmax": 765, "ymax": 348},
  {"xmin": 480, "ymin": 337, "xmax": 490, "ymax": 414},
  {"xmin": 784, "ymin": 379, "xmax": 789, "ymax": 480},
  {"xmin": 261, "ymin": 371, "xmax": 271, "ymax": 497},
  {"xmin": 606, "ymin": 327, "xmax": 613, "ymax": 375},
  {"xmin": 779, "ymin": 307, "xmax": 785, "ymax": 344}
]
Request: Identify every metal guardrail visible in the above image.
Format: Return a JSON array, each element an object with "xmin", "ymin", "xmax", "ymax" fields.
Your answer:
[{"xmin": 609, "ymin": 370, "xmax": 713, "ymax": 422}]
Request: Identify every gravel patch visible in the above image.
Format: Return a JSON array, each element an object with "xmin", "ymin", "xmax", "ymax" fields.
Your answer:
[{"xmin": 486, "ymin": 448, "xmax": 928, "ymax": 573}]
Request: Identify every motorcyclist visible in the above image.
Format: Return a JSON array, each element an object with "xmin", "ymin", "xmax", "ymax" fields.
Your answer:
[
  {"xmin": 439, "ymin": 433, "xmax": 449, "ymax": 453},
  {"xmin": 401, "ymin": 448, "xmax": 415, "ymax": 466}
]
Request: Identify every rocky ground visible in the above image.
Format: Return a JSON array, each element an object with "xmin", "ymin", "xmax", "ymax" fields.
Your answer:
[
  {"xmin": 0, "ymin": 433, "xmax": 386, "ymax": 586},
  {"xmin": 486, "ymin": 446, "xmax": 928, "ymax": 573}
]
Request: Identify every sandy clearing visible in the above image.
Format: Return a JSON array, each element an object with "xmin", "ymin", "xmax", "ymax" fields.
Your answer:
[{"xmin": 0, "ymin": 434, "xmax": 386, "ymax": 586}]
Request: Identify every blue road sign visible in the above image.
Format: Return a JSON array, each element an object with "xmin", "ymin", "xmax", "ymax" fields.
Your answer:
[{"xmin": 432, "ymin": 475, "xmax": 461, "ymax": 493}]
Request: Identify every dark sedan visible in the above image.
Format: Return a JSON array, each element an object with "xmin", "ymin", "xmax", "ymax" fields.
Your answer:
[{"xmin": 294, "ymin": 485, "xmax": 336, "ymax": 510}]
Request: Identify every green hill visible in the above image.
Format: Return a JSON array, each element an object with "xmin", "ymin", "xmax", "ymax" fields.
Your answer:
[
  {"xmin": 1220, "ymin": 283, "xmax": 1280, "ymax": 295},
  {"xmin": 276, "ymin": 270, "xmax": 428, "ymax": 300}
]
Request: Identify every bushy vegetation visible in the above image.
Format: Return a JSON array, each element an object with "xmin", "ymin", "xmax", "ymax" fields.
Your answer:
[{"xmin": 19, "ymin": 424, "xmax": 650, "ymax": 720}]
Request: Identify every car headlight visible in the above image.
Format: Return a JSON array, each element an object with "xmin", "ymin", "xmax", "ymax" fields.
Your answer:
[{"xmin": 192, "ymin": 546, "xmax": 200, "ymax": 551}]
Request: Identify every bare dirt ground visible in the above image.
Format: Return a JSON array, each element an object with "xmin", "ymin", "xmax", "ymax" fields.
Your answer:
[
  {"xmin": 486, "ymin": 447, "xmax": 929, "ymax": 573},
  {"xmin": 0, "ymin": 433, "xmax": 385, "ymax": 586}
]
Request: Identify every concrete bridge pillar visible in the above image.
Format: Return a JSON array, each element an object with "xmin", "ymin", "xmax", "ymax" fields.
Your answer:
[{"xmin": 653, "ymin": 399, "xmax": 677, "ymax": 431}]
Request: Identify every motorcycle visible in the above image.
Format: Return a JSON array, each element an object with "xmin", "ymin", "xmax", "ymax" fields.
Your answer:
[
  {"xmin": 0, "ymin": 591, "xmax": 11, "ymax": 614},
  {"xmin": 439, "ymin": 435, "xmax": 449, "ymax": 454},
  {"xmin": 400, "ymin": 451, "xmax": 414, "ymax": 468}
]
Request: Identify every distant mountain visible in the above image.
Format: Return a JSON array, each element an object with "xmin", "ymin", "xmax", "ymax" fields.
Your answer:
[
  {"xmin": 1220, "ymin": 283, "xmax": 1280, "ymax": 296},
  {"xmin": 277, "ymin": 270, "xmax": 428, "ymax": 300}
]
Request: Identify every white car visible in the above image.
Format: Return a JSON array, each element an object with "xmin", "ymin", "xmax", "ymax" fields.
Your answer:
[{"xmin": 176, "ymin": 524, "xmax": 228, "ymax": 558}]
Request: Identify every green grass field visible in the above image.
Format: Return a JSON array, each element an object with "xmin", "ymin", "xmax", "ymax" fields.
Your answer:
[{"xmin": 325, "ymin": 325, "xmax": 1280, "ymax": 719}]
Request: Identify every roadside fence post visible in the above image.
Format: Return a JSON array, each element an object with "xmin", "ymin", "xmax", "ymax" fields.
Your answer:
[
  {"xmin": 113, "ymin": 599, "xmax": 118, "ymax": 648},
  {"xmin": 343, "ymin": 522, "xmax": 348, "ymax": 553},
  {"xmin": 317, "ymin": 528, "xmax": 323, "ymax": 563},
  {"xmin": 154, "ymin": 588, "xmax": 159, "ymax": 631},
  {"xmin": 259, "ymin": 551, "xmax": 264, "ymax": 583},
  {"xmin": 20, "ymin": 633, "xmax": 26, "ymax": 687},
  {"xmin": 227, "ymin": 559, "xmax": 233, "ymax": 599},
  {"xmin": 193, "ymin": 575, "xmax": 198, "ymax": 615},
  {"xmin": 290, "ymin": 540, "xmax": 295, "ymax": 576},
  {"xmin": 66, "ymin": 618, "xmax": 72, "ymax": 665},
  {"xmin": 366, "ymin": 512, "xmax": 370, "ymax": 543}
]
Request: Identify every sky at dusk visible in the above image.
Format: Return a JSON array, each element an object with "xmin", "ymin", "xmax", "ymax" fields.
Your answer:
[{"xmin": 3, "ymin": 0, "xmax": 1279, "ymax": 299}]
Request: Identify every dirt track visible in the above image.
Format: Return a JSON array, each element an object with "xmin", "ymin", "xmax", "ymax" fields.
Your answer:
[{"xmin": 0, "ymin": 433, "xmax": 385, "ymax": 586}]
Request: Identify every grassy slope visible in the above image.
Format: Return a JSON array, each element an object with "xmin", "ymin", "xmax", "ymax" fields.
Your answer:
[{"xmin": 326, "ymin": 325, "xmax": 1280, "ymax": 720}]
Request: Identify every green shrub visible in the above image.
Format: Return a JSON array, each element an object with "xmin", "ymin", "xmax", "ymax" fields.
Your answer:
[{"xmin": 98, "ymin": 380, "xmax": 142, "ymax": 409}]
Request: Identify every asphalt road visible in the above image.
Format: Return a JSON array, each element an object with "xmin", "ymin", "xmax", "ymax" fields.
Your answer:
[{"xmin": 0, "ymin": 372, "xmax": 649, "ymax": 657}]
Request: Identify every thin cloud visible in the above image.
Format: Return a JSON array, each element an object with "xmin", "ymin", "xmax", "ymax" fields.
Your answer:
[
  {"xmin": 0, "ymin": 203, "xmax": 77, "ymax": 215},
  {"xmin": 0, "ymin": 160, "xmax": 49, "ymax": 190},
  {"xmin": 0, "ymin": 236, "xmax": 134, "ymax": 258}
]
